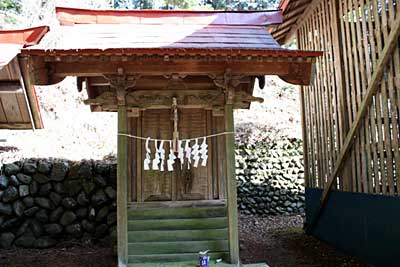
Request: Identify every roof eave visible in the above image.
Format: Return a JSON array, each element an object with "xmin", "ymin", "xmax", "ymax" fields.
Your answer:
[
  {"xmin": 0, "ymin": 26, "xmax": 50, "ymax": 47},
  {"xmin": 22, "ymin": 47, "xmax": 322, "ymax": 87},
  {"xmin": 22, "ymin": 47, "xmax": 323, "ymax": 57}
]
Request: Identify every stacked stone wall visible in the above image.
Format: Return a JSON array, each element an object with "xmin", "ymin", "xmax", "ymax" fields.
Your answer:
[{"xmin": 0, "ymin": 138, "xmax": 305, "ymax": 248}]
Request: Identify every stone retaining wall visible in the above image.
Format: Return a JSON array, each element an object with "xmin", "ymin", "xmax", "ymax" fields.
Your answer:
[
  {"xmin": 0, "ymin": 160, "xmax": 117, "ymax": 249},
  {"xmin": 0, "ymin": 138, "xmax": 304, "ymax": 248},
  {"xmin": 236, "ymin": 138, "xmax": 305, "ymax": 215}
]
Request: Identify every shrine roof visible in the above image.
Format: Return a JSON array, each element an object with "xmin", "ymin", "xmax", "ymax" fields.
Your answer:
[
  {"xmin": 0, "ymin": 26, "xmax": 48, "ymax": 69},
  {"xmin": 270, "ymin": 0, "xmax": 313, "ymax": 45},
  {"xmin": 23, "ymin": 7, "xmax": 321, "ymax": 58},
  {"xmin": 0, "ymin": 26, "xmax": 47, "ymax": 129}
]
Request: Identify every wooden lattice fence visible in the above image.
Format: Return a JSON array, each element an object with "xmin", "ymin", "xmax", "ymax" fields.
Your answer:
[{"xmin": 298, "ymin": 0, "xmax": 400, "ymax": 196}]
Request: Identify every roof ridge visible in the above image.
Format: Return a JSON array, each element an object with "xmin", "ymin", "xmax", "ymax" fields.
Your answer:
[
  {"xmin": 55, "ymin": 6, "xmax": 283, "ymax": 26},
  {"xmin": 56, "ymin": 6, "xmax": 280, "ymax": 14}
]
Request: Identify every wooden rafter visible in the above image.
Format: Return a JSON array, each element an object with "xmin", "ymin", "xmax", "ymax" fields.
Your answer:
[
  {"xmin": 272, "ymin": 2, "xmax": 310, "ymax": 40},
  {"xmin": 17, "ymin": 56, "xmax": 43, "ymax": 129},
  {"xmin": 306, "ymin": 12, "xmax": 400, "ymax": 233},
  {"xmin": 280, "ymin": 0, "xmax": 323, "ymax": 45}
]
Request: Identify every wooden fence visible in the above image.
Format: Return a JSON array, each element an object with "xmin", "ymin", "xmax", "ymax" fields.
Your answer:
[{"xmin": 298, "ymin": 0, "xmax": 400, "ymax": 196}]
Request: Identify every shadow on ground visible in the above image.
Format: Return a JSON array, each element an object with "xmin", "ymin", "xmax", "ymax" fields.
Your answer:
[
  {"xmin": 0, "ymin": 215, "xmax": 367, "ymax": 267},
  {"xmin": 239, "ymin": 215, "xmax": 367, "ymax": 267}
]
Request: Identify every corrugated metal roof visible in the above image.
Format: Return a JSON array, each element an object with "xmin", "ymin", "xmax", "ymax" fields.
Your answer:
[
  {"xmin": 32, "ymin": 23, "xmax": 282, "ymax": 51},
  {"xmin": 25, "ymin": 7, "xmax": 290, "ymax": 54},
  {"xmin": 20, "ymin": 7, "xmax": 322, "ymax": 88}
]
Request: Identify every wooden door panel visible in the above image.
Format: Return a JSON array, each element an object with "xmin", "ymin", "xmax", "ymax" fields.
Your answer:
[
  {"xmin": 135, "ymin": 108, "xmax": 226, "ymax": 202},
  {"xmin": 141, "ymin": 109, "xmax": 173, "ymax": 201},
  {"xmin": 176, "ymin": 109, "xmax": 208, "ymax": 200}
]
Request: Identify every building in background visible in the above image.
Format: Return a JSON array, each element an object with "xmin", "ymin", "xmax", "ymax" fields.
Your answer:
[{"xmin": 272, "ymin": 1, "xmax": 400, "ymax": 267}]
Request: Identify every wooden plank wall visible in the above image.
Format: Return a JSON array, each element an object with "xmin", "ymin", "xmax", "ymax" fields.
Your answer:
[
  {"xmin": 298, "ymin": 0, "xmax": 400, "ymax": 195},
  {"xmin": 0, "ymin": 59, "xmax": 33, "ymax": 129}
]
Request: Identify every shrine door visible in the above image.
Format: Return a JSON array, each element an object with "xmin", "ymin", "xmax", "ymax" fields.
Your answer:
[{"xmin": 129, "ymin": 108, "xmax": 227, "ymax": 202}]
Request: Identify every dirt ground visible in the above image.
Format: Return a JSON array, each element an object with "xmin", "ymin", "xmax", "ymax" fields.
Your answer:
[
  {"xmin": 239, "ymin": 215, "xmax": 367, "ymax": 267},
  {"xmin": 0, "ymin": 215, "xmax": 367, "ymax": 267}
]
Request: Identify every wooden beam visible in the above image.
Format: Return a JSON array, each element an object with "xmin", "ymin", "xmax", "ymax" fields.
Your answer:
[
  {"xmin": 30, "ymin": 55, "xmax": 319, "ymax": 85},
  {"xmin": 0, "ymin": 86, "xmax": 23, "ymax": 93},
  {"xmin": 272, "ymin": 3, "xmax": 309, "ymax": 39},
  {"xmin": 282, "ymin": 0, "xmax": 323, "ymax": 45},
  {"xmin": 84, "ymin": 88, "xmax": 261, "ymax": 110},
  {"xmin": 306, "ymin": 12, "xmax": 400, "ymax": 234},
  {"xmin": 18, "ymin": 56, "xmax": 43, "ymax": 129},
  {"xmin": 51, "ymin": 61, "xmax": 291, "ymax": 77},
  {"xmin": 117, "ymin": 104, "xmax": 128, "ymax": 267},
  {"xmin": 299, "ymin": 86, "xmax": 309, "ymax": 188},
  {"xmin": 224, "ymin": 103, "xmax": 239, "ymax": 264},
  {"xmin": 28, "ymin": 55, "xmax": 320, "ymax": 86},
  {"xmin": 0, "ymin": 122, "xmax": 33, "ymax": 129},
  {"xmin": 283, "ymin": 0, "xmax": 310, "ymax": 18},
  {"xmin": 128, "ymin": 199, "xmax": 226, "ymax": 209},
  {"xmin": 330, "ymin": 0, "xmax": 351, "ymax": 190}
]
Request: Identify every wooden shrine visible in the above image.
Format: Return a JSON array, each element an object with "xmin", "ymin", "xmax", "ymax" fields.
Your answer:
[
  {"xmin": 271, "ymin": 1, "xmax": 400, "ymax": 266},
  {"xmin": 20, "ymin": 7, "xmax": 321, "ymax": 266}
]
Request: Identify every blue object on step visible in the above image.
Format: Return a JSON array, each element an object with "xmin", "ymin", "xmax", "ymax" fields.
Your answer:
[{"xmin": 199, "ymin": 250, "xmax": 210, "ymax": 267}]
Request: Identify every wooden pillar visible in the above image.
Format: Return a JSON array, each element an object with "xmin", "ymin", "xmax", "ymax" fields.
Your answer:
[
  {"xmin": 299, "ymin": 86, "xmax": 310, "ymax": 188},
  {"xmin": 117, "ymin": 105, "xmax": 128, "ymax": 267},
  {"xmin": 224, "ymin": 103, "xmax": 239, "ymax": 264}
]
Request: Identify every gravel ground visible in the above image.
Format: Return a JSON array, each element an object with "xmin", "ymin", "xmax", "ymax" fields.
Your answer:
[
  {"xmin": 0, "ymin": 215, "xmax": 367, "ymax": 267},
  {"xmin": 0, "ymin": 246, "xmax": 116, "ymax": 267}
]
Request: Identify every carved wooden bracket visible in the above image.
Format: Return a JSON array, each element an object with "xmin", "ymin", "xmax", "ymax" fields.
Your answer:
[
  {"xmin": 163, "ymin": 73, "xmax": 188, "ymax": 90},
  {"xmin": 83, "ymin": 89, "xmax": 263, "ymax": 110},
  {"xmin": 103, "ymin": 68, "xmax": 140, "ymax": 105},
  {"xmin": 234, "ymin": 91, "xmax": 264, "ymax": 104},
  {"xmin": 84, "ymin": 89, "xmax": 224, "ymax": 110},
  {"xmin": 209, "ymin": 69, "xmax": 243, "ymax": 104},
  {"xmin": 84, "ymin": 91, "xmax": 116, "ymax": 106},
  {"xmin": 127, "ymin": 90, "xmax": 223, "ymax": 108}
]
